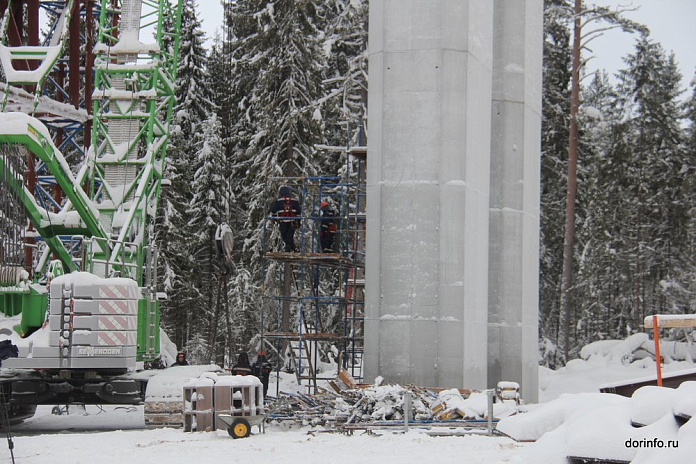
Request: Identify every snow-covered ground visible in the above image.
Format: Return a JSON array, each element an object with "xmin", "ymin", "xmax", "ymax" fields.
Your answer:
[
  {"xmin": 4, "ymin": 407, "xmax": 526, "ymax": 464},
  {"xmin": 1, "ymin": 334, "xmax": 694, "ymax": 463}
]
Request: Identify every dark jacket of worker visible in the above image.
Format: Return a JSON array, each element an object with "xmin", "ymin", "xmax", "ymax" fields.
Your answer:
[
  {"xmin": 270, "ymin": 186, "xmax": 301, "ymax": 252},
  {"xmin": 231, "ymin": 351, "xmax": 252, "ymax": 376},
  {"xmin": 270, "ymin": 186, "xmax": 301, "ymax": 222},
  {"xmin": 252, "ymin": 352, "xmax": 272, "ymax": 397},
  {"xmin": 320, "ymin": 201, "xmax": 337, "ymax": 252},
  {"xmin": 172, "ymin": 352, "xmax": 189, "ymax": 366}
]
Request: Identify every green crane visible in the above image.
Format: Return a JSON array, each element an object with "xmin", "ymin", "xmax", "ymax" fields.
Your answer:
[{"xmin": 0, "ymin": 0, "xmax": 183, "ymax": 366}]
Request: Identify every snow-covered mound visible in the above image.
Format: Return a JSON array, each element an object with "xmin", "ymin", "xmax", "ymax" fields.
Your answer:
[
  {"xmin": 630, "ymin": 386, "xmax": 676, "ymax": 426},
  {"xmin": 497, "ymin": 393, "xmax": 626, "ymax": 442},
  {"xmin": 672, "ymin": 381, "xmax": 696, "ymax": 420},
  {"xmin": 580, "ymin": 332, "xmax": 696, "ymax": 365},
  {"xmin": 539, "ymin": 333, "xmax": 696, "ymax": 402},
  {"xmin": 499, "ymin": 382, "xmax": 696, "ymax": 463}
]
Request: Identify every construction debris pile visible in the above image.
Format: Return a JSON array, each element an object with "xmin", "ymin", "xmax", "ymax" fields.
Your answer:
[{"xmin": 266, "ymin": 371, "xmax": 521, "ymax": 427}]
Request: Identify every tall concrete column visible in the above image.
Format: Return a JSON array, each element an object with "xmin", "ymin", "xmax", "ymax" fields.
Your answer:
[
  {"xmin": 365, "ymin": 0, "xmax": 495, "ymax": 390},
  {"xmin": 487, "ymin": 0, "xmax": 542, "ymax": 403}
]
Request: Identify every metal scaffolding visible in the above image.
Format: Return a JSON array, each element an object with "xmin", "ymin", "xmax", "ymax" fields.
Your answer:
[{"xmin": 261, "ymin": 148, "xmax": 366, "ymax": 394}]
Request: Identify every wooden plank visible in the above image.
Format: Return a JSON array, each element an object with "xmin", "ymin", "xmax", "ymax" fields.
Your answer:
[
  {"xmin": 643, "ymin": 314, "xmax": 696, "ymax": 328},
  {"xmin": 338, "ymin": 369, "xmax": 357, "ymax": 389},
  {"xmin": 195, "ymin": 385, "xmax": 215, "ymax": 431},
  {"xmin": 349, "ymin": 146, "xmax": 367, "ymax": 160},
  {"xmin": 264, "ymin": 251, "xmax": 358, "ymax": 268},
  {"xmin": 327, "ymin": 380, "xmax": 343, "ymax": 394},
  {"xmin": 145, "ymin": 400, "xmax": 185, "ymax": 428},
  {"xmin": 145, "ymin": 413, "xmax": 184, "ymax": 428},
  {"xmin": 431, "ymin": 400, "xmax": 445, "ymax": 414},
  {"xmin": 436, "ymin": 409, "xmax": 461, "ymax": 421}
]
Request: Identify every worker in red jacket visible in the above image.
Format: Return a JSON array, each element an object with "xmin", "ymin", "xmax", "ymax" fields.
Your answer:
[{"xmin": 270, "ymin": 186, "xmax": 301, "ymax": 252}]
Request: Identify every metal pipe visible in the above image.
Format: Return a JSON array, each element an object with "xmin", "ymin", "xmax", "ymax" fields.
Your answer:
[
  {"xmin": 653, "ymin": 315, "xmax": 662, "ymax": 387},
  {"xmin": 487, "ymin": 389, "xmax": 494, "ymax": 436}
]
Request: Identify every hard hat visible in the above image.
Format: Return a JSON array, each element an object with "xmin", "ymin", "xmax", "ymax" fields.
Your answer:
[{"xmin": 321, "ymin": 201, "xmax": 329, "ymax": 208}]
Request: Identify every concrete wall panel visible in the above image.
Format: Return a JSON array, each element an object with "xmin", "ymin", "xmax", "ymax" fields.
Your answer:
[{"xmin": 411, "ymin": 320, "xmax": 438, "ymax": 385}]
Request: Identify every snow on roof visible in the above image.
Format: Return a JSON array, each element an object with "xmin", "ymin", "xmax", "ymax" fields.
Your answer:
[
  {"xmin": 567, "ymin": 405, "xmax": 680, "ymax": 462},
  {"xmin": 598, "ymin": 367, "xmax": 696, "ymax": 390},
  {"xmin": 498, "ymin": 381, "xmax": 520, "ymax": 390}
]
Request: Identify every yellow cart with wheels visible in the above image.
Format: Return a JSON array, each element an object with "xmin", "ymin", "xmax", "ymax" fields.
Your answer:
[
  {"xmin": 217, "ymin": 412, "xmax": 266, "ymax": 438},
  {"xmin": 183, "ymin": 374, "xmax": 266, "ymax": 438}
]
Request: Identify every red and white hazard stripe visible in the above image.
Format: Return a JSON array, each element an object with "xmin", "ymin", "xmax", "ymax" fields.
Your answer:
[
  {"xmin": 99, "ymin": 284, "xmax": 137, "ymax": 300},
  {"xmin": 98, "ymin": 299, "xmax": 136, "ymax": 315},
  {"xmin": 97, "ymin": 315, "xmax": 136, "ymax": 331},
  {"xmin": 97, "ymin": 331, "xmax": 137, "ymax": 346}
]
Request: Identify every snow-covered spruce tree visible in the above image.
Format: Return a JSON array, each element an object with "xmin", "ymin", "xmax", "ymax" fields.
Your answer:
[
  {"xmin": 225, "ymin": 0, "xmax": 326, "ymax": 355},
  {"xmin": 572, "ymin": 72, "xmax": 625, "ymax": 348},
  {"xmin": 539, "ymin": 1, "xmax": 647, "ymax": 363},
  {"xmin": 316, "ymin": 0, "xmax": 368, "ymax": 173},
  {"xmin": 539, "ymin": 0, "xmax": 572, "ymax": 367},
  {"xmin": 171, "ymin": 0, "xmax": 214, "ymax": 145},
  {"xmin": 686, "ymin": 71, "xmax": 696, "ymax": 150},
  {"xmin": 614, "ymin": 35, "xmax": 687, "ymax": 327},
  {"xmin": 206, "ymin": 34, "xmax": 231, "ymax": 155},
  {"xmin": 563, "ymin": 69, "xmax": 645, "ymax": 345},
  {"xmin": 205, "ymin": 34, "xmax": 257, "ymax": 365},
  {"xmin": 681, "ymin": 72, "xmax": 696, "ymax": 315},
  {"xmin": 157, "ymin": 0, "xmax": 213, "ymax": 353},
  {"xmin": 185, "ymin": 113, "xmax": 229, "ymax": 364}
]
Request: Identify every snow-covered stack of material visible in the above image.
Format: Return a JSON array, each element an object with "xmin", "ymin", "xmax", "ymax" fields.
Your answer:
[
  {"xmin": 270, "ymin": 380, "xmax": 522, "ymax": 426},
  {"xmin": 269, "ymin": 384, "xmax": 435, "ymax": 426},
  {"xmin": 580, "ymin": 332, "xmax": 696, "ymax": 365},
  {"xmin": 354, "ymin": 384, "xmax": 432, "ymax": 422},
  {"xmin": 429, "ymin": 386, "xmax": 519, "ymax": 421}
]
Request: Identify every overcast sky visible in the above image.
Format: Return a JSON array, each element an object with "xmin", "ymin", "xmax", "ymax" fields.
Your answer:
[
  {"xmin": 198, "ymin": 1, "xmax": 695, "ymax": 95},
  {"xmin": 586, "ymin": 0, "xmax": 695, "ymax": 96}
]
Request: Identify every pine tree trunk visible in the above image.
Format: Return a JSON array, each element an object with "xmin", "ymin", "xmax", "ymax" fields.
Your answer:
[{"xmin": 560, "ymin": 0, "xmax": 582, "ymax": 363}]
